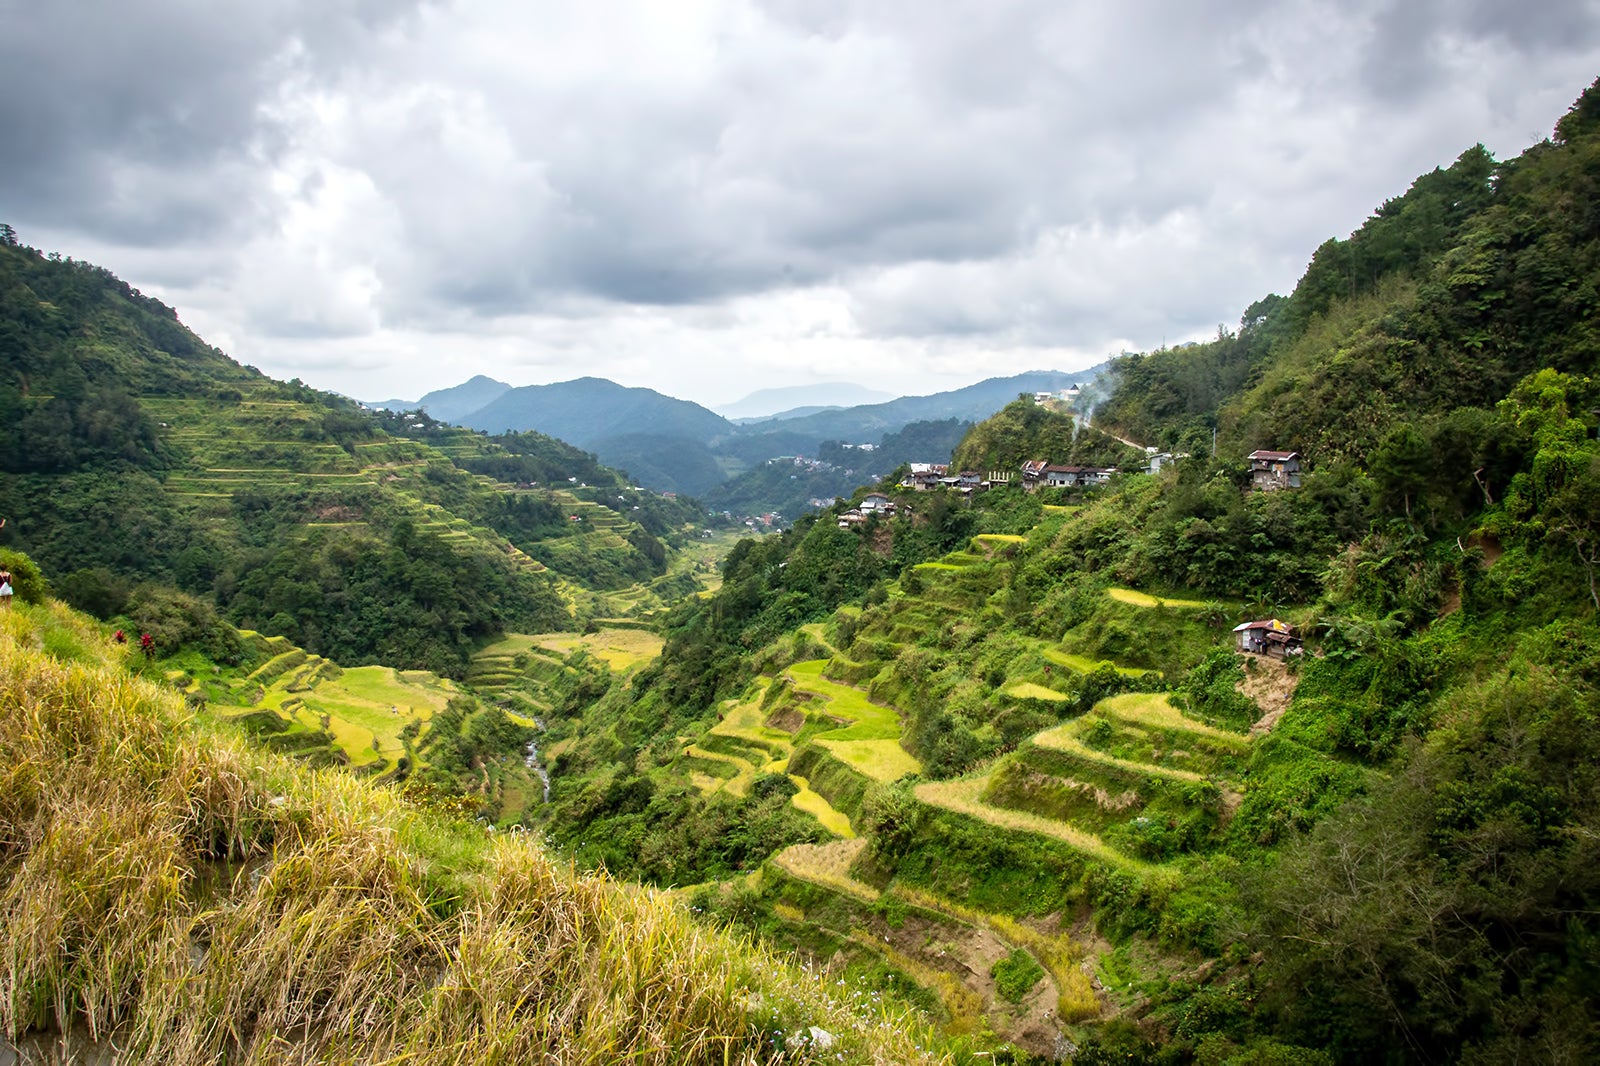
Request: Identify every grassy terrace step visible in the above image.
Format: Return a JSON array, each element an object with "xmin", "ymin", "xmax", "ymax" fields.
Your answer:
[
  {"xmin": 1105, "ymin": 587, "xmax": 1210, "ymax": 609},
  {"xmin": 1040, "ymin": 647, "xmax": 1154, "ymax": 677},
  {"xmin": 683, "ymin": 745, "xmax": 763, "ymax": 796},
  {"xmin": 770, "ymin": 839, "xmax": 879, "ymax": 902},
  {"xmin": 1097, "ymin": 692, "xmax": 1249, "ymax": 745},
  {"xmin": 1030, "ymin": 724, "xmax": 1208, "ymax": 783},
  {"xmin": 787, "ymin": 660, "xmax": 920, "ymax": 782},
  {"xmin": 914, "ymin": 775, "xmax": 1159, "ymax": 873},
  {"xmin": 787, "ymin": 774, "xmax": 855, "ymax": 837},
  {"xmin": 698, "ymin": 732, "xmax": 778, "ymax": 763},
  {"xmin": 1004, "ymin": 681, "xmax": 1072, "ymax": 702}
]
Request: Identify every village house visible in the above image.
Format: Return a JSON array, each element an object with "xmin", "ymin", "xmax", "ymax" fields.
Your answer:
[
  {"xmin": 1043, "ymin": 464, "xmax": 1085, "ymax": 488},
  {"xmin": 1248, "ymin": 450, "xmax": 1302, "ymax": 491},
  {"xmin": 1233, "ymin": 619, "xmax": 1303, "ymax": 657},
  {"xmin": 900, "ymin": 462, "xmax": 949, "ymax": 491},
  {"xmin": 837, "ymin": 510, "xmax": 868, "ymax": 529},
  {"xmin": 859, "ymin": 492, "xmax": 893, "ymax": 513}
]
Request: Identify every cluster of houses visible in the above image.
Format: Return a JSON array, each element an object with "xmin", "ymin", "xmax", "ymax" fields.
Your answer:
[
  {"xmin": 837, "ymin": 492, "xmax": 896, "ymax": 527},
  {"xmin": 1017, "ymin": 460, "xmax": 1117, "ymax": 491},
  {"xmin": 895, "ymin": 460, "xmax": 1119, "ymax": 496},
  {"xmin": 898, "ymin": 464, "xmax": 985, "ymax": 492},
  {"xmin": 844, "ymin": 445, "xmax": 1302, "ymax": 528},
  {"xmin": 1033, "ymin": 384, "xmax": 1085, "ymax": 404}
]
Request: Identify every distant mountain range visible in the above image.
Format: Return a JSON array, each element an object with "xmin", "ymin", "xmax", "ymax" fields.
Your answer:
[
  {"xmin": 715, "ymin": 382, "xmax": 894, "ymax": 420},
  {"xmin": 369, "ymin": 367, "xmax": 1107, "ymax": 505}
]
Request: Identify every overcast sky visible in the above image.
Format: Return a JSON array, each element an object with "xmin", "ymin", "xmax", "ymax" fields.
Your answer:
[{"xmin": 4, "ymin": 1, "xmax": 1598, "ymax": 407}]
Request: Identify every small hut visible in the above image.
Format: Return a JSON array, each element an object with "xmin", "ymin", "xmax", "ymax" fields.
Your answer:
[{"xmin": 1233, "ymin": 619, "xmax": 1303, "ymax": 657}]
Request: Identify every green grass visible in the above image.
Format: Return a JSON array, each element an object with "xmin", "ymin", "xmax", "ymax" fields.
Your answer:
[
  {"xmin": 992, "ymin": 949, "xmax": 1045, "ymax": 1003},
  {"xmin": 914, "ymin": 775, "xmax": 1158, "ymax": 872},
  {"xmin": 1098, "ymin": 692, "xmax": 1250, "ymax": 745},
  {"xmin": 1041, "ymin": 647, "xmax": 1153, "ymax": 676},
  {"xmin": 788, "ymin": 774, "xmax": 855, "ymax": 837},
  {"xmin": 786, "ymin": 660, "xmax": 921, "ymax": 782},
  {"xmin": 1030, "ymin": 724, "xmax": 1208, "ymax": 783}
]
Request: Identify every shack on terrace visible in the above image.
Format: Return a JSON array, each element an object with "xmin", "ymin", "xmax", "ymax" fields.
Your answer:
[{"xmin": 1233, "ymin": 618, "xmax": 1303, "ymax": 657}]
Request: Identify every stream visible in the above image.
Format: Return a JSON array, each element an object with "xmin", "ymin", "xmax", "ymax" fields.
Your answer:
[{"xmin": 523, "ymin": 739, "xmax": 551, "ymax": 803}]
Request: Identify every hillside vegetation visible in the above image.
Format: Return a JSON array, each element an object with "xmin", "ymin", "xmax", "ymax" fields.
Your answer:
[
  {"xmin": 0, "ymin": 599, "xmax": 954, "ymax": 1064},
  {"xmin": 5, "ymin": 79, "xmax": 1600, "ymax": 1066},
  {"xmin": 507, "ymin": 82, "xmax": 1600, "ymax": 1062},
  {"xmin": 0, "ymin": 234, "xmax": 707, "ymax": 676}
]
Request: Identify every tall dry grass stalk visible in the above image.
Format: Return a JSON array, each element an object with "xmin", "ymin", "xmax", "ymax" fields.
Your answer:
[{"xmin": 0, "ymin": 607, "xmax": 948, "ymax": 1064}]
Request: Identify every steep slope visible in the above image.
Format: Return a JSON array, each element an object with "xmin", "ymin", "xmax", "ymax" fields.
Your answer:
[
  {"xmin": 0, "ymin": 239, "xmax": 706, "ymax": 676},
  {"xmin": 0, "ymin": 598, "xmax": 947, "ymax": 1065},
  {"xmin": 519, "ymin": 83, "xmax": 1600, "ymax": 1063}
]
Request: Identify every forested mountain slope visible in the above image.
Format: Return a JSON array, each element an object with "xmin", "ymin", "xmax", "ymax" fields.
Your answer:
[
  {"xmin": 512, "ymin": 82, "xmax": 1600, "ymax": 1062},
  {"xmin": 0, "ymin": 235, "xmax": 705, "ymax": 676}
]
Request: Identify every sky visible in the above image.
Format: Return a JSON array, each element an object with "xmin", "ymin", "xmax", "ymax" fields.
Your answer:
[{"xmin": 4, "ymin": 1, "xmax": 1598, "ymax": 408}]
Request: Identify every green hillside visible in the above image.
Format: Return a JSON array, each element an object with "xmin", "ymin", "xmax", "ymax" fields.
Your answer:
[
  {"xmin": 0, "ymin": 237, "xmax": 708, "ymax": 676},
  {"xmin": 503, "ymin": 82, "xmax": 1600, "ymax": 1062},
  {"xmin": 5, "ymin": 76, "xmax": 1600, "ymax": 1066},
  {"xmin": 0, "ymin": 597, "xmax": 950, "ymax": 1064}
]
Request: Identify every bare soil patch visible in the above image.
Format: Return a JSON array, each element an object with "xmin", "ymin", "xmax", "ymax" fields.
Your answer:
[
  {"xmin": 1238, "ymin": 654, "xmax": 1299, "ymax": 736},
  {"xmin": 764, "ymin": 704, "xmax": 804, "ymax": 733}
]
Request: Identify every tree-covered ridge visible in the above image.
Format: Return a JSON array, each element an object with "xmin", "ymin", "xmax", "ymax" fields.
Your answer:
[
  {"xmin": 0, "ymin": 236, "xmax": 708, "ymax": 676},
  {"xmin": 507, "ymin": 82, "xmax": 1600, "ymax": 1062},
  {"xmin": 1101, "ymin": 78, "xmax": 1600, "ymax": 467}
]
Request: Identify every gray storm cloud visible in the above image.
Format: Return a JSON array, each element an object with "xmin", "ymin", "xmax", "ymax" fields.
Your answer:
[{"xmin": 2, "ymin": 0, "xmax": 1597, "ymax": 403}]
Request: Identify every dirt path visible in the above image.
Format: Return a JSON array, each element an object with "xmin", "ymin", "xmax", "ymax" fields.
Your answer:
[{"xmin": 1240, "ymin": 654, "xmax": 1300, "ymax": 736}]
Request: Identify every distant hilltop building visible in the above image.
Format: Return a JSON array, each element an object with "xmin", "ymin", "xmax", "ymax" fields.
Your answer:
[{"xmin": 1247, "ymin": 450, "xmax": 1302, "ymax": 491}]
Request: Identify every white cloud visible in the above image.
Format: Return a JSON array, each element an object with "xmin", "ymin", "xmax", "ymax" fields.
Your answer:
[{"xmin": 4, "ymin": 0, "xmax": 1598, "ymax": 406}]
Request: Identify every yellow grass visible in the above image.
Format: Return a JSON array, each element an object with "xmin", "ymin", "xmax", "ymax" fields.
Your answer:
[
  {"xmin": 1105, "ymin": 587, "xmax": 1208, "ymax": 609},
  {"xmin": 1097, "ymin": 692, "xmax": 1250, "ymax": 744},
  {"xmin": 1030, "ymin": 725, "xmax": 1207, "ymax": 783},
  {"xmin": 914, "ymin": 776, "xmax": 1153, "ymax": 871},
  {"xmin": 530, "ymin": 628, "xmax": 665, "ymax": 671},
  {"xmin": 770, "ymin": 839, "xmax": 878, "ymax": 902},
  {"xmin": 847, "ymin": 932, "xmax": 984, "ymax": 1036},
  {"xmin": 1041, "ymin": 647, "xmax": 1152, "ymax": 676},
  {"xmin": 682, "ymin": 745, "xmax": 759, "ymax": 796},
  {"xmin": 788, "ymin": 775, "xmax": 855, "ymax": 837},
  {"xmin": 0, "ymin": 603, "xmax": 949, "ymax": 1065},
  {"xmin": 892, "ymin": 886, "xmax": 1100, "ymax": 1023},
  {"xmin": 817, "ymin": 738, "xmax": 923, "ymax": 783},
  {"xmin": 1004, "ymin": 681, "xmax": 1071, "ymax": 702},
  {"xmin": 711, "ymin": 680, "xmax": 794, "ymax": 753}
]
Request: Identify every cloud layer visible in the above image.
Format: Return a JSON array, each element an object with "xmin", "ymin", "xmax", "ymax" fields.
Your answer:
[{"xmin": 4, "ymin": 0, "xmax": 1597, "ymax": 404}]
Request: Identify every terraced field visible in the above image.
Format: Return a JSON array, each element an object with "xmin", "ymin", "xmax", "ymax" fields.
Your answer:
[
  {"xmin": 786, "ymin": 660, "xmax": 922, "ymax": 782},
  {"xmin": 679, "ymin": 662, "xmax": 919, "ymax": 836},
  {"xmin": 201, "ymin": 632, "xmax": 461, "ymax": 774},
  {"xmin": 1105, "ymin": 587, "xmax": 1210, "ymax": 609}
]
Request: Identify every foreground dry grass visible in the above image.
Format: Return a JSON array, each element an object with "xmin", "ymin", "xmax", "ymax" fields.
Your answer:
[{"xmin": 0, "ymin": 605, "xmax": 947, "ymax": 1065}]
